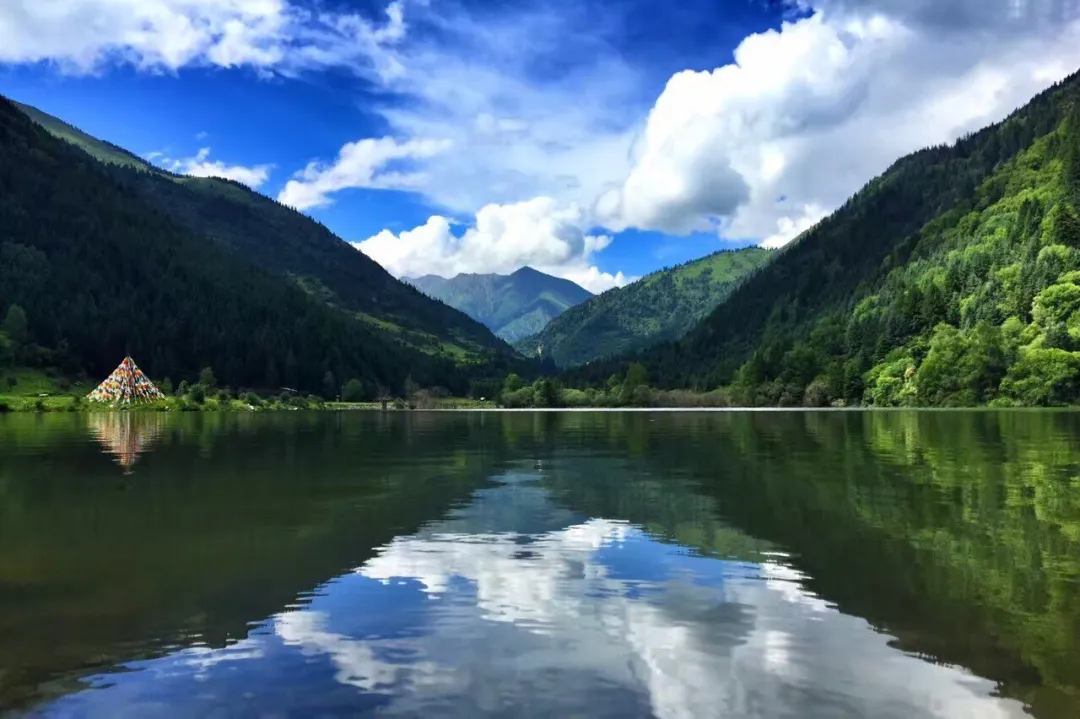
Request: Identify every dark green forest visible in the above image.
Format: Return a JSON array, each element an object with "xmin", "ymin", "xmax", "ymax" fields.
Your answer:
[
  {"xmin": 7, "ymin": 64, "xmax": 1080, "ymax": 407},
  {"xmin": 14, "ymin": 100, "xmax": 513, "ymax": 365},
  {"xmin": 0, "ymin": 97, "xmax": 521, "ymax": 398},
  {"xmin": 565, "ymin": 69, "xmax": 1080, "ymax": 406},
  {"xmin": 519, "ymin": 247, "xmax": 772, "ymax": 367}
]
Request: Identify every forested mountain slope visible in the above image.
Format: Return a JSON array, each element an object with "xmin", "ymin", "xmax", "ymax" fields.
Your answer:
[
  {"xmin": 14, "ymin": 102, "xmax": 511, "ymax": 364},
  {"xmin": 570, "ymin": 70, "xmax": 1080, "ymax": 407},
  {"xmin": 0, "ymin": 97, "xmax": 512, "ymax": 396},
  {"xmin": 410, "ymin": 267, "xmax": 592, "ymax": 343},
  {"xmin": 521, "ymin": 247, "xmax": 771, "ymax": 367}
]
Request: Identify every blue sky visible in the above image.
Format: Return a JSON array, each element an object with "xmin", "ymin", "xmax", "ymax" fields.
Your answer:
[{"xmin": 1, "ymin": 0, "xmax": 1078, "ymax": 291}]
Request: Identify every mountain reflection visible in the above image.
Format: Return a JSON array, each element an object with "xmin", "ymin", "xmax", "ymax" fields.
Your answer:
[
  {"xmin": 37, "ymin": 466, "xmax": 1025, "ymax": 719},
  {"xmin": 4, "ymin": 411, "xmax": 1078, "ymax": 718}
]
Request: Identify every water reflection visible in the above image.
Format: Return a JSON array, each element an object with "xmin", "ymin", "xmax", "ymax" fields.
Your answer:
[
  {"xmin": 86, "ymin": 412, "xmax": 165, "ymax": 471},
  {"xmin": 1, "ymin": 411, "xmax": 1078, "ymax": 718},
  {"xmin": 34, "ymin": 465, "xmax": 1026, "ymax": 719}
]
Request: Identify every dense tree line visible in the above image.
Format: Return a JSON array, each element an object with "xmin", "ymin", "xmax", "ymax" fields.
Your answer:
[
  {"xmin": 0, "ymin": 97, "xmax": 515, "ymax": 397},
  {"xmin": 519, "ymin": 247, "xmax": 772, "ymax": 367},
  {"xmin": 106, "ymin": 167, "xmax": 510, "ymax": 361},
  {"xmin": 565, "ymin": 70, "xmax": 1080, "ymax": 406},
  {"xmin": 15, "ymin": 98, "xmax": 516, "ymax": 367}
]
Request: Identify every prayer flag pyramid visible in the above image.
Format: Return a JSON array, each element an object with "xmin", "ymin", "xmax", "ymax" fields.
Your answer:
[{"xmin": 87, "ymin": 356, "xmax": 165, "ymax": 404}]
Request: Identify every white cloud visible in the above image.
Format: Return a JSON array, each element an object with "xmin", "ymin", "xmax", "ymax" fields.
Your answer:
[
  {"xmin": 277, "ymin": 136, "xmax": 451, "ymax": 210},
  {"xmin": 354, "ymin": 197, "xmax": 633, "ymax": 293},
  {"xmin": 760, "ymin": 203, "xmax": 829, "ymax": 249},
  {"xmin": 7, "ymin": 0, "xmax": 1080, "ymax": 271},
  {"xmin": 598, "ymin": 4, "xmax": 1080, "ymax": 245},
  {"xmin": 277, "ymin": 0, "xmax": 1080, "ymax": 279},
  {"xmin": 0, "ymin": 0, "xmax": 408, "ymax": 76},
  {"xmin": 270, "ymin": 1, "xmax": 643, "ymax": 218},
  {"xmin": 153, "ymin": 147, "xmax": 273, "ymax": 188}
]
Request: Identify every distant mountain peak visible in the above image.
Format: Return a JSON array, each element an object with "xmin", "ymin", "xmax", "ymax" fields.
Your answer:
[{"xmin": 410, "ymin": 268, "xmax": 592, "ymax": 343}]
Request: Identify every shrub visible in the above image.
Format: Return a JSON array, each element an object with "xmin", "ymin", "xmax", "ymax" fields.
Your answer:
[
  {"xmin": 0, "ymin": 400, "xmax": 9, "ymax": 413},
  {"xmin": 34, "ymin": 398, "xmax": 45, "ymax": 412},
  {"xmin": 188, "ymin": 384, "xmax": 206, "ymax": 403},
  {"xmin": 288, "ymin": 394, "xmax": 311, "ymax": 409},
  {"xmin": 803, "ymin": 376, "xmax": 834, "ymax": 407},
  {"xmin": 631, "ymin": 385, "xmax": 656, "ymax": 407},
  {"xmin": 560, "ymin": 388, "xmax": 591, "ymax": 407},
  {"xmin": 341, "ymin": 378, "xmax": 366, "ymax": 402},
  {"xmin": 500, "ymin": 387, "xmax": 534, "ymax": 408}
]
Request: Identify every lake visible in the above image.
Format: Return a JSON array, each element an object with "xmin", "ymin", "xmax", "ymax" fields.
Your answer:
[{"xmin": 1, "ymin": 410, "xmax": 1078, "ymax": 718}]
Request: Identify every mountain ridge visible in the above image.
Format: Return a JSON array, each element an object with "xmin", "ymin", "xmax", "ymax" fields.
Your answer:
[
  {"xmin": 519, "ymin": 247, "xmax": 772, "ymax": 367},
  {"xmin": 567, "ymin": 68, "xmax": 1080, "ymax": 407},
  {"xmin": 13, "ymin": 100, "xmax": 516, "ymax": 368},
  {"xmin": 409, "ymin": 267, "xmax": 592, "ymax": 343},
  {"xmin": 0, "ymin": 95, "xmax": 525, "ymax": 396}
]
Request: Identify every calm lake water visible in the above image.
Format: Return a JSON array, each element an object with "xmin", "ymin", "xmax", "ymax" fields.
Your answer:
[{"xmin": 1, "ymin": 410, "xmax": 1078, "ymax": 718}]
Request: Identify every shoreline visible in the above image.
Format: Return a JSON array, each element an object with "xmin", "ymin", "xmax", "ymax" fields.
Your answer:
[{"xmin": 3, "ymin": 402, "xmax": 1077, "ymax": 414}]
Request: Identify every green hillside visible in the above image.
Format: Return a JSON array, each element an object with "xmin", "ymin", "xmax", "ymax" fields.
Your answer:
[
  {"xmin": 410, "ymin": 266, "xmax": 592, "ymax": 343},
  {"xmin": 0, "ymin": 96, "xmax": 517, "ymax": 397},
  {"xmin": 520, "ymin": 247, "xmax": 771, "ymax": 367},
  {"xmin": 14, "ymin": 102, "xmax": 512, "ymax": 366},
  {"xmin": 12, "ymin": 101, "xmax": 153, "ymax": 170},
  {"xmin": 569, "ymin": 70, "xmax": 1080, "ymax": 407}
]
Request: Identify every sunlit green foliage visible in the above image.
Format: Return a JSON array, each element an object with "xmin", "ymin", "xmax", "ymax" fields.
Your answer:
[{"xmin": 567, "ymin": 72, "xmax": 1080, "ymax": 406}]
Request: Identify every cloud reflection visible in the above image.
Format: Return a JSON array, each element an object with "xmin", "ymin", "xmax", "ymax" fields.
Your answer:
[
  {"xmin": 271, "ymin": 473, "xmax": 1025, "ymax": 719},
  {"xmin": 40, "ymin": 469, "xmax": 1029, "ymax": 719}
]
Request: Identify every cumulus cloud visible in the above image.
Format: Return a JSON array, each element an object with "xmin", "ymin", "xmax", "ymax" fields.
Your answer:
[
  {"xmin": 354, "ymin": 197, "xmax": 632, "ymax": 293},
  {"xmin": 277, "ymin": 136, "xmax": 451, "ymax": 210},
  {"xmin": 796, "ymin": 0, "xmax": 1078, "ymax": 34},
  {"xmin": 280, "ymin": 0, "xmax": 1080, "ymax": 278},
  {"xmin": 7, "ymin": 0, "xmax": 1080, "ymax": 275},
  {"xmin": 151, "ymin": 147, "xmax": 273, "ymax": 188},
  {"xmin": 0, "ymin": 0, "xmax": 407, "ymax": 76},
  {"xmin": 598, "ymin": 6, "xmax": 1080, "ymax": 245}
]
